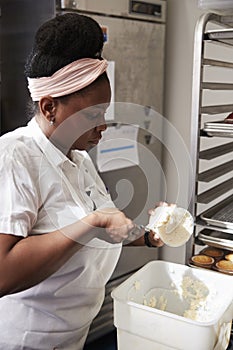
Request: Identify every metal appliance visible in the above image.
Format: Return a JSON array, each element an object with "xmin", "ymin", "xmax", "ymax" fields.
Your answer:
[{"xmin": 57, "ymin": 0, "xmax": 167, "ymax": 342}]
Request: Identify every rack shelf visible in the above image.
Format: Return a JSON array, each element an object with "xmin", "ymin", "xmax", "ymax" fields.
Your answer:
[
  {"xmin": 201, "ymin": 104, "xmax": 233, "ymax": 114},
  {"xmin": 197, "ymin": 177, "xmax": 233, "ymax": 204},
  {"xmin": 201, "ymin": 82, "xmax": 233, "ymax": 90},
  {"xmin": 203, "ymin": 58, "xmax": 233, "ymax": 68},
  {"xmin": 199, "ymin": 141, "xmax": 233, "ymax": 159},
  {"xmin": 198, "ymin": 159, "xmax": 233, "ymax": 182},
  {"xmin": 204, "ymin": 28, "xmax": 233, "ymax": 46}
]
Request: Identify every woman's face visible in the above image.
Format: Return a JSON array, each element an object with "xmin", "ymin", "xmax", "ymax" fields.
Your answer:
[{"xmin": 48, "ymin": 78, "xmax": 111, "ymax": 153}]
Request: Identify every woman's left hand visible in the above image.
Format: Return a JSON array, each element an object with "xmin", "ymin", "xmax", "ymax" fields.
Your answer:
[{"xmin": 148, "ymin": 230, "xmax": 164, "ymax": 247}]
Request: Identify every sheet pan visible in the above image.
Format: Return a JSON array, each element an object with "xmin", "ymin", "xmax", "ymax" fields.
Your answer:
[
  {"xmin": 198, "ymin": 229, "xmax": 233, "ymax": 251},
  {"xmin": 200, "ymin": 194, "xmax": 233, "ymax": 230},
  {"xmin": 204, "ymin": 121, "xmax": 233, "ymax": 137}
]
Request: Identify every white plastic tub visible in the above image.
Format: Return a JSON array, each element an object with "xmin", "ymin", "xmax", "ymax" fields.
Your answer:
[{"xmin": 111, "ymin": 261, "xmax": 233, "ymax": 350}]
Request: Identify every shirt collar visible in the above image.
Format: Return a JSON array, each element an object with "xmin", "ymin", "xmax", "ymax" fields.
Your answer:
[{"xmin": 27, "ymin": 117, "xmax": 84, "ymax": 167}]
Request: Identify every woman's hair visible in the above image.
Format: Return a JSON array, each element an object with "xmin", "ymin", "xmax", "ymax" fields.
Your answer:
[
  {"xmin": 25, "ymin": 13, "xmax": 108, "ymax": 117},
  {"xmin": 25, "ymin": 12, "xmax": 104, "ymax": 78}
]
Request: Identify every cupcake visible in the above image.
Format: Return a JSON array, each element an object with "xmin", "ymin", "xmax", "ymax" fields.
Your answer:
[
  {"xmin": 191, "ymin": 255, "xmax": 214, "ymax": 268},
  {"xmin": 224, "ymin": 254, "xmax": 233, "ymax": 263},
  {"xmin": 200, "ymin": 247, "xmax": 224, "ymax": 261},
  {"xmin": 215, "ymin": 260, "xmax": 233, "ymax": 274}
]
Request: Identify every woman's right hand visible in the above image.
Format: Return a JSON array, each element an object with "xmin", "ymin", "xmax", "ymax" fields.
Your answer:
[
  {"xmin": 92, "ymin": 207, "xmax": 134, "ymax": 243},
  {"xmin": 0, "ymin": 208, "xmax": 132, "ymax": 295}
]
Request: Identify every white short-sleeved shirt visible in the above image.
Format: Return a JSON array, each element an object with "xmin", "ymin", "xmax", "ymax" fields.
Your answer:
[{"xmin": 0, "ymin": 118, "xmax": 122, "ymax": 350}]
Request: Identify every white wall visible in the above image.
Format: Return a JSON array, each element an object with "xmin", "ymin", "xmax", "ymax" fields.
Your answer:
[
  {"xmin": 163, "ymin": 0, "xmax": 204, "ymax": 198},
  {"xmin": 164, "ymin": 0, "xmax": 204, "ymax": 142}
]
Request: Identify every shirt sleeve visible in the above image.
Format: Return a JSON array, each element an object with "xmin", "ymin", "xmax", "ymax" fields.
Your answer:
[{"xmin": 0, "ymin": 147, "xmax": 39, "ymax": 237}]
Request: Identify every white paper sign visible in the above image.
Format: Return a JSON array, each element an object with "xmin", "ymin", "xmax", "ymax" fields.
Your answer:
[{"xmin": 97, "ymin": 125, "xmax": 139, "ymax": 172}]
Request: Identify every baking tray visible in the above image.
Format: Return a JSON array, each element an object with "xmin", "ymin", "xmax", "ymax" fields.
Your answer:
[
  {"xmin": 200, "ymin": 194, "xmax": 233, "ymax": 230},
  {"xmin": 205, "ymin": 29, "xmax": 233, "ymax": 46},
  {"xmin": 204, "ymin": 121, "xmax": 233, "ymax": 137},
  {"xmin": 204, "ymin": 121, "xmax": 233, "ymax": 130},
  {"xmin": 198, "ymin": 229, "xmax": 233, "ymax": 251}
]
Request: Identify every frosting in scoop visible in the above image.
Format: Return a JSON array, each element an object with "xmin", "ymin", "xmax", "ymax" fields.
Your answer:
[{"xmin": 146, "ymin": 206, "xmax": 193, "ymax": 247}]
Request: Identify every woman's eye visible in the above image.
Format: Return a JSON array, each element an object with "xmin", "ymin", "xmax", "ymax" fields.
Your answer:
[{"xmin": 85, "ymin": 112, "xmax": 105, "ymax": 120}]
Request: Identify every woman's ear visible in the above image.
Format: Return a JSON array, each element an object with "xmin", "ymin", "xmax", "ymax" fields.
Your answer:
[{"xmin": 39, "ymin": 96, "xmax": 57, "ymax": 124}]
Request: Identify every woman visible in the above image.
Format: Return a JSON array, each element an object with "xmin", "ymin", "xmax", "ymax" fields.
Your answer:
[{"xmin": 0, "ymin": 13, "xmax": 163, "ymax": 349}]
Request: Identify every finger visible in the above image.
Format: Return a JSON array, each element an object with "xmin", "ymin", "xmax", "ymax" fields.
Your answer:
[
  {"xmin": 148, "ymin": 207, "xmax": 159, "ymax": 215},
  {"xmin": 156, "ymin": 201, "xmax": 168, "ymax": 207},
  {"xmin": 109, "ymin": 233, "xmax": 128, "ymax": 243},
  {"xmin": 126, "ymin": 220, "xmax": 135, "ymax": 232},
  {"xmin": 148, "ymin": 208, "xmax": 154, "ymax": 215},
  {"xmin": 168, "ymin": 203, "xmax": 176, "ymax": 208},
  {"xmin": 155, "ymin": 239, "xmax": 164, "ymax": 247},
  {"xmin": 107, "ymin": 227, "xmax": 128, "ymax": 240},
  {"xmin": 153, "ymin": 232, "xmax": 160, "ymax": 240},
  {"xmin": 151, "ymin": 234, "xmax": 164, "ymax": 247}
]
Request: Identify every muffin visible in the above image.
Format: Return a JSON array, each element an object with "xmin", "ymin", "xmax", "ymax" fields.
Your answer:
[
  {"xmin": 191, "ymin": 255, "xmax": 214, "ymax": 268},
  {"xmin": 200, "ymin": 247, "xmax": 224, "ymax": 261},
  {"xmin": 224, "ymin": 254, "xmax": 233, "ymax": 263},
  {"xmin": 215, "ymin": 260, "xmax": 233, "ymax": 274}
]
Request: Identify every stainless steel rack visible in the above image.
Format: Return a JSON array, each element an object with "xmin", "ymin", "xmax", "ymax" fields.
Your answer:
[{"xmin": 189, "ymin": 12, "xmax": 233, "ymax": 256}]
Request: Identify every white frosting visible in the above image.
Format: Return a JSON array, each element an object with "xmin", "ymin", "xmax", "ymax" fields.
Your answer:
[
  {"xmin": 146, "ymin": 206, "xmax": 193, "ymax": 247},
  {"xmin": 141, "ymin": 276, "xmax": 211, "ymax": 322}
]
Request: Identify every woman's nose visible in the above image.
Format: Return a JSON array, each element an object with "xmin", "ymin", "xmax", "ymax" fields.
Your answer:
[{"xmin": 95, "ymin": 115, "xmax": 107, "ymax": 131}]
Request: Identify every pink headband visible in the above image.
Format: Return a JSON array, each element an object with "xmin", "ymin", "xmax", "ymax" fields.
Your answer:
[{"xmin": 27, "ymin": 58, "xmax": 108, "ymax": 101}]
